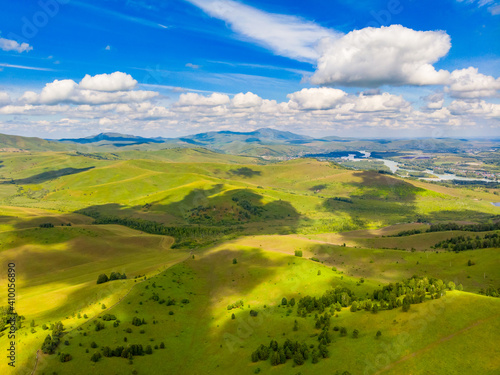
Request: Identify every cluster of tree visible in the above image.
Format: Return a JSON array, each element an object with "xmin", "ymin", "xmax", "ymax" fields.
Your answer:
[
  {"xmin": 101, "ymin": 343, "xmax": 154, "ymax": 359},
  {"xmin": 41, "ymin": 321, "xmax": 64, "ymax": 354},
  {"xmin": 94, "ymin": 320, "xmax": 105, "ymax": 331},
  {"xmin": 251, "ymin": 339, "xmax": 329, "ymax": 366},
  {"xmin": 297, "ymin": 286, "xmax": 355, "ymax": 315},
  {"xmin": 232, "ymin": 196, "xmax": 264, "ymax": 216},
  {"xmin": 96, "ymin": 272, "xmax": 127, "ymax": 284},
  {"xmin": 132, "ymin": 317, "xmax": 146, "ymax": 326},
  {"xmin": 0, "ymin": 307, "xmax": 24, "ymax": 331},
  {"xmin": 479, "ymin": 287, "xmax": 500, "ymax": 298},
  {"xmin": 227, "ymin": 300, "xmax": 244, "ymax": 310},
  {"xmin": 371, "ymin": 276, "xmax": 451, "ymax": 310},
  {"xmin": 433, "ymin": 233, "xmax": 499, "ymax": 251},
  {"xmin": 80, "ymin": 211, "xmax": 231, "ymax": 248},
  {"xmin": 332, "ymin": 197, "xmax": 353, "ymax": 204},
  {"xmin": 281, "ymin": 297, "xmax": 295, "ymax": 307},
  {"xmin": 294, "ymin": 250, "xmax": 303, "ymax": 257},
  {"xmin": 101, "ymin": 314, "xmax": 116, "ymax": 321},
  {"xmin": 392, "ymin": 228, "xmax": 423, "ymax": 237},
  {"xmin": 394, "ymin": 222, "xmax": 500, "ymax": 237},
  {"xmin": 39, "ymin": 223, "xmax": 54, "ymax": 228},
  {"xmin": 151, "ymin": 293, "xmax": 176, "ymax": 306},
  {"xmin": 59, "ymin": 353, "xmax": 72, "ymax": 362}
]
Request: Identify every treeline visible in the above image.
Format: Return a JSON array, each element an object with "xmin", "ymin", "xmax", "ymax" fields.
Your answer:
[
  {"xmin": 96, "ymin": 272, "xmax": 127, "ymax": 284},
  {"xmin": 393, "ymin": 221, "xmax": 500, "ymax": 237},
  {"xmin": 251, "ymin": 339, "xmax": 330, "ymax": 366},
  {"xmin": 332, "ymin": 197, "xmax": 353, "ymax": 204},
  {"xmin": 371, "ymin": 276, "xmax": 454, "ymax": 308},
  {"xmin": 434, "ymin": 233, "xmax": 499, "ymax": 251},
  {"xmin": 296, "ymin": 287, "xmax": 355, "ymax": 316},
  {"xmin": 479, "ymin": 287, "xmax": 500, "ymax": 298},
  {"xmin": 79, "ymin": 210, "xmax": 232, "ymax": 248}
]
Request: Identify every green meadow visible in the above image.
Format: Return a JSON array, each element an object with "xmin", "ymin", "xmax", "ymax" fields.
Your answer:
[{"xmin": 0, "ymin": 148, "xmax": 498, "ymax": 374}]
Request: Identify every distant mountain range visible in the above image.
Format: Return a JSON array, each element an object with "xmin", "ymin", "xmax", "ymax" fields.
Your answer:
[{"xmin": 0, "ymin": 128, "xmax": 497, "ymax": 156}]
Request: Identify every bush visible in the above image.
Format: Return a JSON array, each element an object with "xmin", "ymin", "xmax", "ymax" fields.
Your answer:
[{"xmin": 249, "ymin": 310, "xmax": 258, "ymax": 317}]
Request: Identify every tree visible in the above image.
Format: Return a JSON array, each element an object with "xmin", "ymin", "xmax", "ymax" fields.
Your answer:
[
  {"xmin": 376, "ymin": 330, "xmax": 382, "ymax": 339},
  {"xmin": 350, "ymin": 301, "xmax": 358, "ymax": 312},
  {"xmin": 281, "ymin": 297, "xmax": 288, "ymax": 306},
  {"xmin": 340, "ymin": 327, "xmax": 347, "ymax": 337},
  {"xmin": 160, "ymin": 342, "xmax": 165, "ymax": 349},
  {"xmin": 289, "ymin": 298, "xmax": 296, "ymax": 307},
  {"xmin": 231, "ymin": 313, "xmax": 236, "ymax": 320},
  {"xmin": 97, "ymin": 274, "xmax": 108, "ymax": 284},
  {"xmin": 293, "ymin": 320, "xmax": 299, "ymax": 331},
  {"xmin": 293, "ymin": 351, "xmax": 304, "ymax": 365},
  {"xmin": 145, "ymin": 345, "xmax": 153, "ymax": 354},
  {"xmin": 232, "ymin": 258, "xmax": 237, "ymax": 264},
  {"xmin": 447, "ymin": 281, "xmax": 456, "ymax": 291},
  {"xmin": 372, "ymin": 304, "xmax": 379, "ymax": 314},
  {"xmin": 352, "ymin": 329, "xmax": 359, "ymax": 338},
  {"xmin": 90, "ymin": 352, "xmax": 101, "ymax": 362}
]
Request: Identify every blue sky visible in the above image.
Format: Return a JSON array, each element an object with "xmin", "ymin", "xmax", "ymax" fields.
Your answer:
[{"xmin": 0, "ymin": 0, "xmax": 499, "ymax": 138}]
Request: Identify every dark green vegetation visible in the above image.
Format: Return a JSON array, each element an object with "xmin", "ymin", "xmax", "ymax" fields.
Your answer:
[{"xmin": 0, "ymin": 135, "xmax": 499, "ymax": 375}]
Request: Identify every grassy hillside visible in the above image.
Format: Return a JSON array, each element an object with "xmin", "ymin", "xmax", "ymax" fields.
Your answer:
[
  {"xmin": 37, "ymin": 237, "xmax": 500, "ymax": 375},
  {"xmin": 0, "ymin": 207, "xmax": 186, "ymax": 374},
  {"xmin": 0, "ymin": 134, "xmax": 73, "ymax": 152},
  {"xmin": 0, "ymin": 147, "xmax": 498, "ymax": 375}
]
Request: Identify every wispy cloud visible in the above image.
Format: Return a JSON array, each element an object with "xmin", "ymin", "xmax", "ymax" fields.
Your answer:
[
  {"xmin": 456, "ymin": 0, "xmax": 500, "ymax": 15},
  {"xmin": 207, "ymin": 60, "xmax": 312, "ymax": 76},
  {"xmin": 185, "ymin": 0, "xmax": 339, "ymax": 62},
  {"xmin": 72, "ymin": 1, "xmax": 168, "ymax": 28},
  {"xmin": 0, "ymin": 63, "xmax": 54, "ymax": 71}
]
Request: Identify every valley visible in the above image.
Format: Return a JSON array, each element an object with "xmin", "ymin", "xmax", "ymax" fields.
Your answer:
[{"xmin": 0, "ymin": 135, "xmax": 499, "ymax": 374}]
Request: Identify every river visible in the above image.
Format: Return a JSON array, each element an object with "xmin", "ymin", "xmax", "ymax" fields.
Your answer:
[{"xmin": 345, "ymin": 152, "xmax": 495, "ymax": 183}]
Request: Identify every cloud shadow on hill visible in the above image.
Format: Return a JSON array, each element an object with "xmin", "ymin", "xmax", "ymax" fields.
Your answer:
[{"xmin": 3, "ymin": 166, "xmax": 95, "ymax": 185}]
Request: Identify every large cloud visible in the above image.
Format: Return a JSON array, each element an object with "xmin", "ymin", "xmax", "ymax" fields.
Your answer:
[
  {"xmin": 447, "ymin": 67, "xmax": 500, "ymax": 98},
  {"xmin": 79, "ymin": 72, "xmax": 137, "ymax": 91},
  {"xmin": 20, "ymin": 73, "xmax": 157, "ymax": 105},
  {"xmin": 287, "ymin": 88, "xmax": 346, "ymax": 110},
  {"xmin": 0, "ymin": 37, "xmax": 32, "ymax": 53},
  {"xmin": 231, "ymin": 92, "xmax": 263, "ymax": 108},
  {"xmin": 311, "ymin": 25, "xmax": 451, "ymax": 87}
]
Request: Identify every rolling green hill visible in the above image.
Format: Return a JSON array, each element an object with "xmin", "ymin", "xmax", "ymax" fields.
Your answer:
[{"xmin": 0, "ymin": 146, "xmax": 498, "ymax": 375}]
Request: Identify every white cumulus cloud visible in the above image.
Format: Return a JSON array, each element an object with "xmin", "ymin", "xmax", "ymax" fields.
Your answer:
[
  {"xmin": 447, "ymin": 67, "xmax": 500, "ymax": 98},
  {"xmin": 231, "ymin": 92, "xmax": 263, "ymax": 108},
  {"xmin": 287, "ymin": 88, "xmax": 347, "ymax": 110},
  {"xmin": 177, "ymin": 92, "xmax": 231, "ymax": 106},
  {"xmin": 0, "ymin": 37, "xmax": 32, "ymax": 53},
  {"xmin": 311, "ymin": 25, "xmax": 451, "ymax": 87},
  {"xmin": 79, "ymin": 72, "xmax": 137, "ymax": 91},
  {"xmin": 19, "ymin": 72, "xmax": 157, "ymax": 105}
]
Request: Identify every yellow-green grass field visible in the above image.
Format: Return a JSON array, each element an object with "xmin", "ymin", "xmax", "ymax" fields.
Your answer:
[
  {"xmin": 0, "ymin": 207, "xmax": 187, "ymax": 374},
  {"xmin": 0, "ymin": 149, "xmax": 499, "ymax": 375},
  {"xmin": 38, "ymin": 240, "xmax": 500, "ymax": 375}
]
